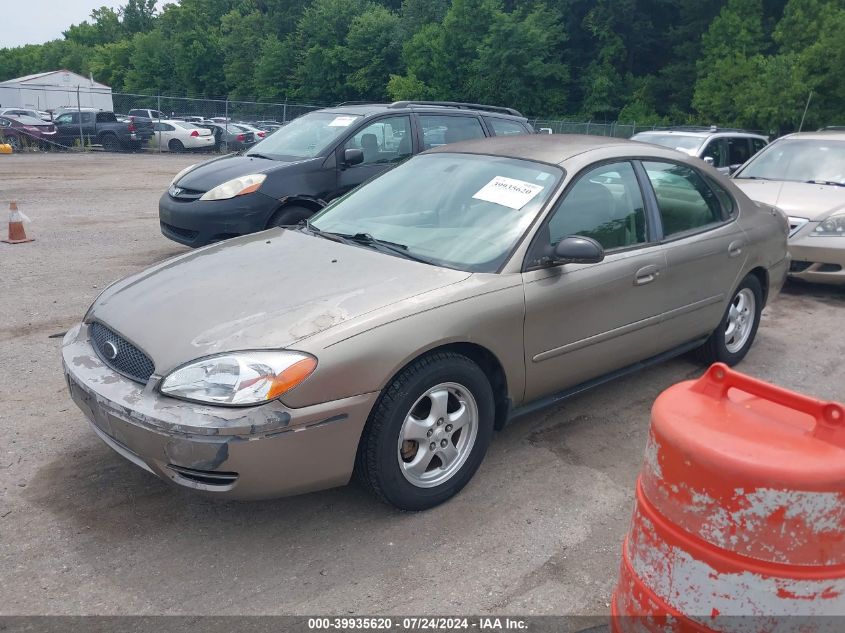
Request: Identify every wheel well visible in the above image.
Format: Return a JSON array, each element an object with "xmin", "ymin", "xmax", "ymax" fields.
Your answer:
[
  {"xmin": 423, "ymin": 342, "xmax": 510, "ymax": 431},
  {"xmin": 747, "ymin": 266, "xmax": 769, "ymax": 305},
  {"xmin": 265, "ymin": 199, "xmax": 323, "ymax": 228}
]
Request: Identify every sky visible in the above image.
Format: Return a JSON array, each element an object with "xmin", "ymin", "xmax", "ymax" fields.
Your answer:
[{"xmin": 4, "ymin": 0, "xmax": 122, "ymax": 48}]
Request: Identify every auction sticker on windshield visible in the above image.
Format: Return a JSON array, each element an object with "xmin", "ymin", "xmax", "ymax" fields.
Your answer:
[
  {"xmin": 328, "ymin": 116, "xmax": 357, "ymax": 127},
  {"xmin": 472, "ymin": 176, "xmax": 544, "ymax": 210}
]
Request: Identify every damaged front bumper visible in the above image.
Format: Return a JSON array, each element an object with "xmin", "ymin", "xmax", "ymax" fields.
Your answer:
[{"xmin": 61, "ymin": 323, "xmax": 378, "ymax": 499}]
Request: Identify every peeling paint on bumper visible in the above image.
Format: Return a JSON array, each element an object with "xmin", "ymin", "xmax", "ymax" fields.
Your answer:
[{"xmin": 61, "ymin": 323, "xmax": 378, "ymax": 499}]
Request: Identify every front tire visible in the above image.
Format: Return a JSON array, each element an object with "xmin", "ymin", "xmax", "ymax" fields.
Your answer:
[
  {"xmin": 267, "ymin": 205, "xmax": 314, "ymax": 228},
  {"xmin": 355, "ymin": 352, "xmax": 495, "ymax": 511},
  {"xmin": 695, "ymin": 274, "xmax": 763, "ymax": 366}
]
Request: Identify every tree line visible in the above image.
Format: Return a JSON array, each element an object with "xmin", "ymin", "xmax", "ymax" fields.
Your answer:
[{"xmin": 1, "ymin": 0, "xmax": 843, "ymax": 132}]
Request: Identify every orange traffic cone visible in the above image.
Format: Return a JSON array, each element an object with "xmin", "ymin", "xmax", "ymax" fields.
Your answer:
[{"xmin": 2, "ymin": 201, "xmax": 34, "ymax": 244}]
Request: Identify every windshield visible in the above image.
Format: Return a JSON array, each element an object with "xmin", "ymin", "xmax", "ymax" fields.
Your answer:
[
  {"xmin": 735, "ymin": 138, "xmax": 845, "ymax": 184},
  {"xmin": 246, "ymin": 112, "xmax": 362, "ymax": 159},
  {"xmin": 632, "ymin": 133, "xmax": 703, "ymax": 153},
  {"xmin": 310, "ymin": 153, "xmax": 562, "ymax": 273}
]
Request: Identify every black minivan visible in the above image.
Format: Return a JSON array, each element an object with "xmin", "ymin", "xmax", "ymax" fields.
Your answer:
[{"xmin": 158, "ymin": 101, "xmax": 534, "ymax": 247}]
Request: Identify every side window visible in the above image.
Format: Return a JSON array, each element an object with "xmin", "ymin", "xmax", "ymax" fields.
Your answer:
[
  {"xmin": 751, "ymin": 138, "xmax": 767, "ymax": 155},
  {"xmin": 726, "ymin": 137, "xmax": 750, "ymax": 166},
  {"xmin": 0, "ymin": 118, "xmax": 9, "ymax": 128},
  {"xmin": 81, "ymin": 112, "xmax": 95, "ymax": 124},
  {"xmin": 546, "ymin": 162, "xmax": 647, "ymax": 251},
  {"xmin": 420, "ymin": 115, "xmax": 485, "ymax": 149},
  {"xmin": 707, "ymin": 178, "xmax": 735, "ymax": 217},
  {"xmin": 486, "ymin": 117, "xmax": 528, "ymax": 137},
  {"xmin": 701, "ymin": 139, "xmax": 725, "ymax": 167},
  {"xmin": 151, "ymin": 110, "xmax": 164, "ymax": 119},
  {"xmin": 344, "ymin": 116, "xmax": 412, "ymax": 165},
  {"xmin": 55, "ymin": 114, "xmax": 72, "ymax": 124},
  {"xmin": 643, "ymin": 161, "xmax": 723, "ymax": 237}
]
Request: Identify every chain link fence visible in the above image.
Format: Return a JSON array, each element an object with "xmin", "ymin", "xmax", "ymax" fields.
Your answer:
[
  {"xmin": 110, "ymin": 92, "xmax": 327, "ymax": 124},
  {"xmin": 530, "ymin": 119, "xmax": 662, "ymax": 138}
]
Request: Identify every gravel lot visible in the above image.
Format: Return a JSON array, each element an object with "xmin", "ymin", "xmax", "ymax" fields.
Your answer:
[{"xmin": 1, "ymin": 153, "xmax": 843, "ymax": 618}]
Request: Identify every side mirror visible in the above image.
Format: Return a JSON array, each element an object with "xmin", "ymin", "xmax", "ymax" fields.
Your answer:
[
  {"xmin": 703, "ymin": 156, "xmax": 715, "ymax": 166},
  {"xmin": 538, "ymin": 128, "xmax": 553, "ymax": 135},
  {"xmin": 728, "ymin": 164, "xmax": 741, "ymax": 176},
  {"xmin": 552, "ymin": 235, "xmax": 604, "ymax": 264},
  {"xmin": 344, "ymin": 148, "xmax": 364, "ymax": 166}
]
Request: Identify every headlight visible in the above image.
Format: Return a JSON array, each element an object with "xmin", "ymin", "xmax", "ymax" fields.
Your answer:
[
  {"xmin": 811, "ymin": 213, "xmax": 845, "ymax": 237},
  {"xmin": 170, "ymin": 163, "xmax": 197, "ymax": 186},
  {"xmin": 160, "ymin": 351, "xmax": 317, "ymax": 406},
  {"xmin": 199, "ymin": 174, "xmax": 266, "ymax": 201}
]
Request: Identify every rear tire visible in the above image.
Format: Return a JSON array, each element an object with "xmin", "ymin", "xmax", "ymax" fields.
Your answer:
[
  {"xmin": 168, "ymin": 139, "xmax": 185, "ymax": 152},
  {"xmin": 266, "ymin": 205, "xmax": 315, "ymax": 228},
  {"xmin": 695, "ymin": 274, "xmax": 763, "ymax": 366},
  {"xmin": 100, "ymin": 134, "xmax": 120, "ymax": 152},
  {"xmin": 355, "ymin": 352, "xmax": 495, "ymax": 511}
]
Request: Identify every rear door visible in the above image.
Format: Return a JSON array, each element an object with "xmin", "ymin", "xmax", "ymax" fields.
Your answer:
[
  {"xmin": 522, "ymin": 160, "xmax": 670, "ymax": 401},
  {"xmin": 419, "ymin": 114, "xmax": 486, "ymax": 150},
  {"xmin": 639, "ymin": 160, "xmax": 747, "ymax": 347},
  {"xmin": 335, "ymin": 114, "xmax": 413, "ymax": 199}
]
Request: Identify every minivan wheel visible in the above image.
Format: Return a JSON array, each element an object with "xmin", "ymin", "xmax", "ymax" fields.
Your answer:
[
  {"xmin": 267, "ymin": 205, "xmax": 314, "ymax": 229},
  {"xmin": 355, "ymin": 352, "xmax": 495, "ymax": 511},
  {"xmin": 695, "ymin": 274, "xmax": 763, "ymax": 366}
]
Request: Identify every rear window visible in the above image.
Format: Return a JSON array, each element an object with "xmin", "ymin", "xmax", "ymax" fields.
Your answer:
[
  {"xmin": 486, "ymin": 117, "xmax": 528, "ymax": 136},
  {"xmin": 420, "ymin": 115, "xmax": 485, "ymax": 149}
]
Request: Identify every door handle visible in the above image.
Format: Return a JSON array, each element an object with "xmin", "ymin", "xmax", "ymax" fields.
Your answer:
[
  {"xmin": 634, "ymin": 265, "xmax": 660, "ymax": 286},
  {"xmin": 728, "ymin": 240, "xmax": 744, "ymax": 258}
]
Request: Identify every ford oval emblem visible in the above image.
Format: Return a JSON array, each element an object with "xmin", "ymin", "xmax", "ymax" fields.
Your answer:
[{"xmin": 103, "ymin": 340, "xmax": 118, "ymax": 360}]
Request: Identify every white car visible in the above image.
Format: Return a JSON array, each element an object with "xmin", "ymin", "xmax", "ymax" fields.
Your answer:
[{"xmin": 150, "ymin": 120, "xmax": 215, "ymax": 152}]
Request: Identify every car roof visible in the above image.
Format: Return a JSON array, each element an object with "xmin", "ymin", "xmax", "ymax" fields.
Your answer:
[
  {"xmin": 425, "ymin": 134, "xmax": 648, "ymax": 165},
  {"xmin": 778, "ymin": 131, "xmax": 845, "ymax": 142},
  {"xmin": 315, "ymin": 102, "xmax": 528, "ymax": 122},
  {"xmin": 633, "ymin": 129, "xmax": 766, "ymax": 139}
]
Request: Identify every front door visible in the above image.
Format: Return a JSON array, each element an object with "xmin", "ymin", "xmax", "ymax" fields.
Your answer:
[
  {"xmin": 335, "ymin": 115, "xmax": 413, "ymax": 200},
  {"xmin": 522, "ymin": 161, "xmax": 670, "ymax": 401}
]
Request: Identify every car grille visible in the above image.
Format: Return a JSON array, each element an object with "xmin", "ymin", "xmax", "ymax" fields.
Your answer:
[
  {"xmin": 90, "ymin": 322, "xmax": 155, "ymax": 384},
  {"xmin": 161, "ymin": 221, "xmax": 199, "ymax": 241},
  {"xmin": 787, "ymin": 216, "xmax": 809, "ymax": 237},
  {"xmin": 168, "ymin": 184, "xmax": 204, "ymax": 200}
]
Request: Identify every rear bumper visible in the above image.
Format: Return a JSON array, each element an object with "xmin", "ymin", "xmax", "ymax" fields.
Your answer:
[
  {"xmin": 788, "ymin": 235, "xmax": 845, "ymax": 285},
  {"xmin": 158, "ymin": 190, "xmax": 278, "ymax": 247},
  {"xmin": 62, "ymin": 323, "xmax": 377, "ymax": 500}
]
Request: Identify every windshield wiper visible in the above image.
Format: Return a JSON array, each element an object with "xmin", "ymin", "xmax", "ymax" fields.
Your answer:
[
  {"xmin": 246, "ymin": 152, "xmax": 274, "ymax": 160},
  {"xmin": 736, "ymin": 175, "xmax": 769, "ymax": 180},
  {"xmin": 805, "ymin": 179, "xmax": 845, "ymax": 187},
  {"xmin": 337, "ymin": 232, "xmax": 434, "ymax": 265}
]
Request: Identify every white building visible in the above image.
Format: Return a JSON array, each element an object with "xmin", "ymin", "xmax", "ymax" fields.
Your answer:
[{"xmin": 0, "ymin": 70, "xmax": 114, "ymax": 113}]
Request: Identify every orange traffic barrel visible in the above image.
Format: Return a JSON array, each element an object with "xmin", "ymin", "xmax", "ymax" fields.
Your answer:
[{"xmin": 612, "ymin": 363, "xmax": 845, "ymax": 632}]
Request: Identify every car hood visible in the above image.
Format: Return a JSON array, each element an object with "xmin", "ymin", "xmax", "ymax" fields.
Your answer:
[
  {"xmin": 176, "ymin": 154, "xmax": 319, "ymax": 192},
  {"xmin": 733, "ymin": 179, "xmax": 845, "ymax": 220},
  {"xmin": 87, "ymin": 229, "xmax": 470, "ymax": 374}
]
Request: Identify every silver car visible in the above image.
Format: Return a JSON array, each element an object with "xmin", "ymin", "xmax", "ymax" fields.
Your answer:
[
  {"xmin": 62, "ymin": 135, "xmax": 789, "ymax": 510},
  {"xmin": 732, "ymin": 131, "xmax": 845, "ymax": 285}
]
